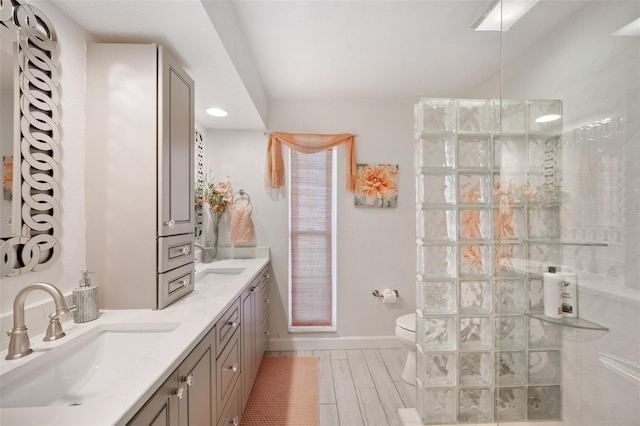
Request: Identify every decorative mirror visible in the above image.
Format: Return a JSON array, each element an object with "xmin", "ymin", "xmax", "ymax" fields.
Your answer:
[
  {"xmin": 0, "ymin": 0, "xmax": 61, "ymax": 277},
  {"xmin": 195, "ymin": 130, "xmax": 204, "ymax": 240}
]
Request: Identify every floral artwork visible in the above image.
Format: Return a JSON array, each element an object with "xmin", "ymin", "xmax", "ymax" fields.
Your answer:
[
  {"xmin": 459, "ymin": 180, "xmax": 523, "ymax": 273},
  {"xmin": 3, "ymin": 156, "xmax": 12, "ymax": 201},
  {"xmin": 355, "ymin": 163, "xmax": 398, "ymax": 208},
  {"xmin": 460, "ymin": 179, "xmax": 483, "ymax": 271}
]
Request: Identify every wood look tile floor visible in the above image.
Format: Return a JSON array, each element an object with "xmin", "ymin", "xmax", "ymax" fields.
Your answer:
[{"xmin": 264, "ymin": 349, "xmax": 415, "ymax": 426}]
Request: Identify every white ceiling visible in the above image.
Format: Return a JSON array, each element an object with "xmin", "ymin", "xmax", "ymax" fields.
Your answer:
[{"xmin": 52, "ymin": 0, "xmax": 584, "ymax": 131}]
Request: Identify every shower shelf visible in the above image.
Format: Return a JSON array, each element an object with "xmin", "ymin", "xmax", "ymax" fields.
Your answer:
[{"xmin": 525, "ymin": 312, "xmax": 609, "ymax": 331}]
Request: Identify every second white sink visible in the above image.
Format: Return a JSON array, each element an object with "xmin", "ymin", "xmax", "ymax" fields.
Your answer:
[
  {"xmin": 203, "ymin": 267, "xmax": 246, "ymax": 276},
  {"xmin": 0, "ymin": 322, "xmax": 179, "ymax": 408}
]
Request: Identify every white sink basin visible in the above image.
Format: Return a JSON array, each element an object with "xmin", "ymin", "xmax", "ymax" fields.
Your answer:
[
  {"xmin": 203, "ymin": 267, "xmax": 246, "ymax": 276},
  {"xmin": 0, "ymin": 322, "xmax": 179, "ymax": 408}
]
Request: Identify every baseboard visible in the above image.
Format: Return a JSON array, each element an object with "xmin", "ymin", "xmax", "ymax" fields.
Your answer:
[{"xmin": 266, "ymin": 335, "xmax": 403, "ymax": 351}]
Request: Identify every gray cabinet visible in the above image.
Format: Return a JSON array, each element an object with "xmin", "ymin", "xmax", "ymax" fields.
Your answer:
[
  {"xmin": 215, "ymin": 302, "xmax": 242, "ymax": 424},
  {"xmin": 240, "ymin": 265, "xmax": 271, "ymax": 410},
  {"xmin": 129, "ymin": 262, "xmax": 271, "ymax": 426},
  {"xmin": 216, "ymin": 380, "xmax": 241, "ymax": 426},
  {"xmin": 86, "ymin": 43, "xmax": 195, "ymax": 310},
  {"xmin": 158, "ymin": 50, "xmax": 195, "ymax": 238},
  {"xmin": 127, "ymin": 371, "xmax": 180, "ymax": 426},
  {"xmin": 128, "ymin": 328, "xmax": 215, "ymax": 426},
  {"xmin": 240, "ymin": 285, "xmax": 256, "ymax": 409},
  {"xmin": 260, "ymin": 267, "xmax": 271, "ymax": 358},
  {"xmin": 178, "ymin": 328, "xmax": 216, "ymax": 426}
]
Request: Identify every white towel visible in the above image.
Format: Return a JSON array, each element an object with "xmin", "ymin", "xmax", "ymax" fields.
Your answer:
[{"xmin": 230, "ymin": 204, "xmax": 253, "ymax": 242}]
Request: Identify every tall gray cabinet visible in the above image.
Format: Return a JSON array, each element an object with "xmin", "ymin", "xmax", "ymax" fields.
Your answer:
[{"xmin": 86, "ymin": 43, "xmax": 195, "ymax": 310}]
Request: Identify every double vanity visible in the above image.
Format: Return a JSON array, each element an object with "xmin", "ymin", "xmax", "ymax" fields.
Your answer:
[
  {"xmin": 2, "ymin": 4, "xmax": 270, "ymax": 424},
  {"xmin": 0, "ymin": 258, "xmax": 271, "ymax": 426}
]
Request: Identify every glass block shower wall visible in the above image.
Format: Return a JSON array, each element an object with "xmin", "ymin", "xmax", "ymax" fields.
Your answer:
[{"xmin": 414, "ymin": 98, "xmax": 563, "ymax": 424}]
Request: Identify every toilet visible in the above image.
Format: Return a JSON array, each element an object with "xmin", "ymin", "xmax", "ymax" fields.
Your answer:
[{"xmin": 395, "ymin": 312, "xmax": 417, "ymax": 385}]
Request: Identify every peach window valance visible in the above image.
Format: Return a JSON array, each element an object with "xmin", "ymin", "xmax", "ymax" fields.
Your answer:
[{"xmin": 265, "ymin": 132, "xmax": 357, "ymax": 192}]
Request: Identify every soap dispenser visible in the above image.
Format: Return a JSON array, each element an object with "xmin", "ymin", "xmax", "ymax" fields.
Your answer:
[{"xmin": 72, "ymin": 270, "xmax": 99, "ymax": 323}]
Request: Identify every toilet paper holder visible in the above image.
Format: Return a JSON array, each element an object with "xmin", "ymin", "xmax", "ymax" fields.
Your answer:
[{"xmin": 372, "ymin": 289, "xmax": 399, "ymax": 299}]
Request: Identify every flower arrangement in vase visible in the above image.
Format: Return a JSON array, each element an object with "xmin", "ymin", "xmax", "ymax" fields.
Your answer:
[{"xmin": 195, "ymin": 175, "xmax": 232, "ymax": 260}]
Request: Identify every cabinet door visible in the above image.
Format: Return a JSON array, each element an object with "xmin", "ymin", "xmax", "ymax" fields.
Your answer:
[
  {"xmin": 240, "ymin": 288, "xmax": 254, "ymax": 410},
  {"xmin": 257, "ymin": 265, "xmax": 271, "ymax": 371},
  {"xmin": 251, "ymin": 281, "xmax": 262, "ymax": 383},
  {"xmin": 178, "ymin": 328, "xmax": 215, "ymax": 426},
  {"xmin": 158, "ymin": 46, "xmax": 195, "ymax": 237},
  {"xmin": 128, "ymin": 371, "xmax": 180, "ymax": 426}
]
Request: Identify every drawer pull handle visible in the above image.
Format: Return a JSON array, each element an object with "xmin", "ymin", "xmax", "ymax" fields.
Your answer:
[
  {"xmin": 263, "ymin": 273, "xmax": 270, "ymax": 280},
  {"xmin": 264, "ymin": 298, "xmax": 270, "ymax": 304},
  {"xmin": 227, "ymin": 320, "xmax": 238, "ymax": 328},
  {"xmin": 251, "ymin": 286, "xmax": 258, "ymax": 292},
  {"xmin": 265, "ymin": 330, "xmax": 270, "ymax": 337},
  {"xmin": 173, "ymin": 386, "xmax": 185, "ymax": 400},
  {"xmin": 229, "ymin": 416, "xmax": 239, "ymax": 425},
  {"xmin": 227, "ymin": 362, "xmax": 239, "ymax": 372},
  {"xmin": 178, "ymin": 277, "xmax": 191, "ymax": 287},
  {"xmin": 181, "ymin": 374, "xmax": 194, "ymax": 386},
  {"xmin": 182, "ymin": 247, "xmax": 190, "ymax": 255},
  {"xmin": 164, "ymin": 219, "xmax": 176, "ymax": 229}
]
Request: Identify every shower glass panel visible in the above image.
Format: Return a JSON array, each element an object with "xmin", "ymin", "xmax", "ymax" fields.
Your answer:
[
  {"xmin": 415, "ymin": 97, "xmax": 565, "ymax": 424},
  {"xmin": 415, "ymin": 2, "xmax": 639, "ymax": 424},
  {"xmin": 497, "ymin": 1, "xmax": 640, "ymax": 425}
]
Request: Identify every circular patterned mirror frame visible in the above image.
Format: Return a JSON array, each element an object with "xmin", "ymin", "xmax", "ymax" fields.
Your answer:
[{"xmin": 0, "ymin": 0, "xmax": 60, "ymax": 277}]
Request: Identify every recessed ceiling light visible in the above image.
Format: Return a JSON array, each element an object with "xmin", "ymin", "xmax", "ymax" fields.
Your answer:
[
  {"xmin": 206, "ymin": 107, "xmax": 228, "ymax": 117},
  {"xmin": 471, "ymin": 0, "xmax": 539, "ymax": 32},
  {"xmin": 535, "ymin": 114, "xmax": 562, "ymax": 123}
]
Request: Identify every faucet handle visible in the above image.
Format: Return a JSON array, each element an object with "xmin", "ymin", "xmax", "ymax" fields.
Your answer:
[
  {"xmin": 43, "ymin": 305, "xmax": 75, "ymax": 342},
  {"xmin": 44, "ymin": 316, "xmax": 66, "ymax": 342},
  {"xmin": 61, "ymin": 304, "xmax": 76, "ymax": 314},
  {"xmin": 48, "ymin": 304, "xmax": 76, "ymax": 319}
]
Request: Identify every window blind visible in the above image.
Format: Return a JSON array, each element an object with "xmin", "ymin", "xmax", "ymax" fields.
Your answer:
[{"xmin": 290, "ymin": 149, "xmax": 334, "ymax": 327}]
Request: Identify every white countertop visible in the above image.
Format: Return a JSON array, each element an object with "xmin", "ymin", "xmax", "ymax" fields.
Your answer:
[{"xmin": 0, "ymin": 257, "xmax": 270, "ymax": 426}]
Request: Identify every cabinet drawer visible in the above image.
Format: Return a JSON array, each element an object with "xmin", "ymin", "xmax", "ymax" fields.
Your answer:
[
  {"xmin": 216, "ymin": 377, "xmax": 241, "ymax": 426},
  {"xmin": 158, "ymin": 234, "xmax": 194, "ymax": 273},
  {"xmin": 216, "ymin": 330, "xmax": 241, "ymax": 420},
  {"xmin": 259, "ymin": 266, "xmax": 271, "ymax": 287},
  {"xmin": 158, "ymin": 262, "xmax": 194, "ymax": 309},
  {"xmin": 216, "ymin": 299, "xmax": 240, "ymax": 356}
]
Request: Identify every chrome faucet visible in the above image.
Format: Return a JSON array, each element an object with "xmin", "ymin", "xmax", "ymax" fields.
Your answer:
[
  {"xmin": 194, "ymin": 242, "xmax": 215, "ymax": 263},
  {"xmin": 5, "ymin": 282, "xmax": 76, "ymax": 360}
]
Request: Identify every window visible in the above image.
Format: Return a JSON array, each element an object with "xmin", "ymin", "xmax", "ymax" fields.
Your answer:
[{"xmin": 288, "ymin": 148, "xmax": 337, "ymax": 331}]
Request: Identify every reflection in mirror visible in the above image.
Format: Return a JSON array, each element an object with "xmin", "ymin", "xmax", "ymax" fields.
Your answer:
[
  {"xmin": 0, "ymin": 0, "xmax": 61, "ymax": 277},
  {"xmin": 1, "ymin": 25, "xmax": 15, "ymax": 241}
]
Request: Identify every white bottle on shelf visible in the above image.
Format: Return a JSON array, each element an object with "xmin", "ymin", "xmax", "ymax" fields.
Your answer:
[
  {"xmin": 560, "ymin": 272, "xmax": 578, "ymax": 318},
  {"xmin": 543, "ymin": 266, "xmax": 563, "ymax": 318}
]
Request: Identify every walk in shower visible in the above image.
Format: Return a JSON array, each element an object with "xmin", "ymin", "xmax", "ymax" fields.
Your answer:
[{"xmin": 413, "ymin": 1, "xmax": 639, "ymax": 425}]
